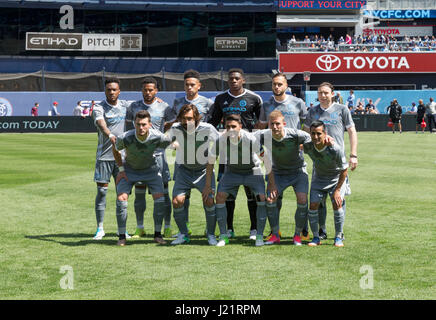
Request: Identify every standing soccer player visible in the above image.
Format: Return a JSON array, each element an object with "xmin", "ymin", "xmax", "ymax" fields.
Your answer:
[
  {"xmin": 125, "ymin": 77, "xmax": 176, "ymax": 239},
  {"xmin": 304, "ymin": 120, "xmax": 348, "ymax": 247},
  {"xmin": 113, "ymin": 110, "xmax": 176, "ymax": 246},
  {"xmin": 257, "ymin": 72, "xmax": 309, "ymax": 240},
  {"xmin": 171, "ymin": 70, "xmax": 214, "ymax": 237},
  {"xmin": 208, "ymin": 68, "xmax": 263, "ymax": 240},
  {"xmin": 213, "ymin": 114, "xmax": 266, "ymax": 247},
  {"xmin": 168, "ymin": 104, "xmax": 219, "ymax": 246},
  {"xmin": 303, "ymin": 82, "xmax": 357, "ymax": 241},
  {"xmin": 255, "ymin": 110, "xmax": 312, "ymax": 245},
  {"xmin": 92, "ymin": 78, "xmax": 130, "ymax": 240}
]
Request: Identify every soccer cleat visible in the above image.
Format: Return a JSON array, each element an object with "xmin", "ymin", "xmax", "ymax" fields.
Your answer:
[
  {"xmin": 153, "ymin": 236, "xmax": 167, "ymax": 245},
  {"xmin": 131, "ymin": 228, "xmax": 145, "ymax": 238},
  {"xmin": 116, "ymin": 231, "xmax": 132, "ymax": 239},
  {"xmin": 171, "ymin": 233, "xmax": 190, "ymax": 245},
  {"xmin": 227, "ymin": 229, "xmax": 236, "ymax": 239},
  {"xmin": 207, "ymin": 234, "xmax": 218, "ymax": 246},
  {"xmin": 117, "ymin": 238, "xmax": 126, "ymax": 246},
  {"xmin": 255, "ymin": 234, "xmax": 264, "ymax": 247},
  {"xmin": 217, "ymin": 235, "xmax": 229, "ymax": 247},
  {"xmin": 334, "ymin": 237, "xmax": 344, "ymax": 247},
  {"xmin": 186, "ymin": 222, "xmax": 193, "ymax": 236},
  {"xmin": 249, "ymin": 229, "xmax": 257, "ymax": 240},
  {"xmin": 163, "ymin": 227, "xmax": 173, "ymax": 238},
  {"xmin": 301, "ymin": 229, "xmax": 310, "ymax": 241},
  {"xmin": 265, "ymin": 234, "xmax": 280, "ymax": 245},
  {"xmin": 93, "ymin": 228, "xmax": 105, "ymax": 240},
  {"xmin": 265, "ymin": 229, "xmax": 282, "ymax": 241},
  {"xmin": 319, "ymin": 229, "xmax": 328, "ymax": 240},
  {"xmin": 308, "ymin": 237, "xmax": 321, "ymax": 247},
  {"xmin": 293, "ymin": 234, "xmax": 302, "ymax": 246}
]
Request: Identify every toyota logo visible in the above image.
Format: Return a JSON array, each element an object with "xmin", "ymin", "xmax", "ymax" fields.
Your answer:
[{"xmin": 316, "ymin": 55, "xmax": 341, "ymax": 72}]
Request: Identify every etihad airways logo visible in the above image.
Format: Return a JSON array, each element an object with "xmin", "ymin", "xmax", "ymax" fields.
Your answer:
[{"xmin": 315, "ymin": 54, "xmax": 410, "ymax": 72}]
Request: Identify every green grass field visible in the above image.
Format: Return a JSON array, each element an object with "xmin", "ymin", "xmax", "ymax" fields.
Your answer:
[{"xmin": 0, "ymin": 132, "xmax": 435, "ymax": 300}]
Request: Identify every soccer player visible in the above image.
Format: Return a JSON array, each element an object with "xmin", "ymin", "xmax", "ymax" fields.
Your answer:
[
  {"xmin": 113, "ymin": 110, "xmax": 176, "ymax": 246},
  {"xmin": 255, "ymin": 110, "xmax": 312, "ymax": 246},
  {"xmin": 168, "ymin": 104, "xmax": 219, "ymax": 246},
  {"xmin": 304, "ymin": 120, "xmax": 348, "ymax": 247},
  {"xmin": 208, "ymin": 68, "xmax": 263, "ymax": 240},
  {"xmin": 171, "ymin": 69, "xmax": 214, "ymax": 237},
  {"xmin": 125, "ymin": 77, "xmax": 176, "ymax": 239},
  {"xmin": 92, "ymin": 77, "xmax": 130, "ymax": 240},
  {"xmin": 213, "ymin": 114, "xmax": 266, "ymax": 247},
  {"xmin": 303, "ymin": 82, "xmax": 357, "ymax": 241},
  {"xmin": 257, "ymin": 72, "xmax": 309, "ymax": 240},
  {"xmin": 387, "ymin": 99, "xmax": 403, "ymax": 134}
]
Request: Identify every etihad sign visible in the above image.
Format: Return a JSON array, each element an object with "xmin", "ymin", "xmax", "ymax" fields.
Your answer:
[
  {"xmin": 279, "ymin": 52, "xmax": 436, "ymax": 73},
  {"xmin": 26, "ymin": 32, "xmax": 142, "ymax": 51}
]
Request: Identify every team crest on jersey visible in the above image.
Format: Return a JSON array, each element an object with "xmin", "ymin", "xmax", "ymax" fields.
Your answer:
[
  {"xmin": 330, "ymin": 111, "xmax": 339, "ymax": 119},
  {"xmin": 239, "ymin": 100, "xmax": 247, "ymax": 107}
]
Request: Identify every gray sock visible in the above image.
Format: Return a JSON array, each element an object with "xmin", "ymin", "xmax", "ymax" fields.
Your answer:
[
  {"xmin": 256, "ymin": 201, "xmax": 267, "ymax": 237},
  {"xmin": 215, "ymin": 203, "xmax": 227, "ymax": 236},
  {"xmin": 204, "ymin": 204, "xmax": 217, "ymax": 235},
  {"xmin": 134, "ymin": 187, "xmax": 146, "ymax": 228},
  {"xmin": 95, "ymin": 186, "xmax": 108, "ymax": 228},
  {"xmin": 163, "ymin": 191, "xmax": 172, "ymax": 227},
  {"xmin": 294, "ymin": 203, "xmax": 308, "ymax": 235},
  {"xmin": 116, "ymin": 199, "xmax": 128, "ymax": 235},
  {"xmin": 308, "ymin": 209, "xmax": 319, "ymax": 238},
  {"xmin": 334, "ymin": 207, "xmax": 345, "ymax": 238},
  {"xmin": 319, "ymin": 198, "xmax": 327, "ymax": 232},
  {"xmin": 153, "ymin": 197, "xmax": 166, "ymax": 233},
  {"xmin": 173, "ymin": 206, "xmax": 188, "ymax": 235},
  {"xmin": 266, "ymin": 202, "xmax": 279, "ymax": 235}
]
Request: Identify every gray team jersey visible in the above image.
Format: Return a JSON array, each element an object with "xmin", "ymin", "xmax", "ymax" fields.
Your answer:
[
  {"xmin": 126, "ymin": 99, "xmax": 176, "ymax": 132},
  {"xmin": 303, "ymin": 103, "xmax": 354, "ymax": 151},
  {"xmin": 255, "ymin": 128, "xmax": 311, "ymax": 175},
  {"xmin": 216, "ymin": 129, "xmax": 262, "ymax": 175},
  {"xmin": 92, "ymin": 100, "xmax": 129, "ymax": 161},
  {"xmin": 172, "ymin": 95, "xmax": 214, "ymax": 122},
  {"xmin": 115, "ymin": 128, "xmax": 174, "ymax": 170},
  {"xmin": 167, "ymin": 122, "xmax": 219, "ymax": 171},
  {"xmin": 259, "ymin": 95, "xmax": 307, "ymax": 129},
  {"xmin": 304, "ymin": 142, "xmax": 348, "ymax": 180}
]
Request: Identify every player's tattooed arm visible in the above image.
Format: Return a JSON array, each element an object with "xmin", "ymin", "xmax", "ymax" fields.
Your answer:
[{"xmin": 96, "ymin": 119, "xmax": 116, "ymax": 145}]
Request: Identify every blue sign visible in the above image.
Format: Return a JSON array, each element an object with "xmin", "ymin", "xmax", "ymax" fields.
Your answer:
[
  {"xmin": 279, "ymin": 0, "xmax": 366, "ymax": 10},
  {"xmin": 364, "ymin": 10, "xmax": 436, "ymax": 19},
  {"xmin": 304, "ymin": 90, "xmax": 436, "ymax": 114}
]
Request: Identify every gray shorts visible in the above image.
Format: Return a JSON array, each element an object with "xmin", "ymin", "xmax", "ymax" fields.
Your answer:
[
  {"xmin": 310, "ymin": 175, "xmax": 351, "ymax": 204},
  {"xmin": 217, "ymin": 171, "xmax": 265, "ymax": 198},
  {"xmin": 94, "ymin": 160, "xmax": 119, "ymax": 184},
  {"xmin": 116, "ymin": 165, "xmax": 164, "ymax": 196},
  {"xmin": 172, "ymin": 165, "xmax": 216, "ymax": 198},
  {"xmin": 155, "ymin": 151, "xmax": 171, "ymax": 184},
  {"xmin": 268, "ymin": 170, "xmax": 309, "ymax": 196}
]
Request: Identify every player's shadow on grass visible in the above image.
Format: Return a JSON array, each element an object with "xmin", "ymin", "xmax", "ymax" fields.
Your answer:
[{"xmin": 25, "ymin": 233, "xmax": 131, "ymax": 247}]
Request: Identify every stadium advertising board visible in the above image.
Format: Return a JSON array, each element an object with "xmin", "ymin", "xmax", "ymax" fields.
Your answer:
[
  {"xmin": 364, "ymin": 10, "xmax": 436, "ymax": 19},
  {"xmin": 362, "ymin": 26, "xmax": 433, "ymax": 37},
  {"xmin": 26, "ymin": 33, "xmax": 142, "ymax": 51},
  {"xmin": 214, "ymin": 37, "xmax": 248, "ymax": 51},
  {"xmin": 278, "ymin": 0, "xmax": 366, "ymax": 9},
  {"xmin": 279, "ymin": 53, "xmax": 436, "ymax": 73}
]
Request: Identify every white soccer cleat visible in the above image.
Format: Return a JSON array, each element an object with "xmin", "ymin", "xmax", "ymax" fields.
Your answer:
[
  {"xmin": 116, "ymin": 231, "xmax": 131, "ymax": 239},
  {"xmin": 249, "ymin": 229, "xmax": 257, "ymax": 240},
  {"xmin": 207, "ymin": 234, "xmax": 218, "ymax": 246},
  {"xmin": 93, "ymin": 228, "xmax": 105, "ymax": 240}
]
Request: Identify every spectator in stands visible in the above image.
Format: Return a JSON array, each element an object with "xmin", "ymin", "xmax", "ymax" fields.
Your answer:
[
  {"xmin": 387, "ymin": 99, "xmax": 403, "ymax": 134},
  {"xmin": 347, "ymin": 90, "xmax": 355, "ymax": 109},
  {"xmin": 290, "ymin": 35, "xmax": 296, "ymax": 44},
  {"xmin": 425, "ymin": 97, "xmax": 436, "ymax": 133},
  {"xmin": 416, "ymin": 99, "xmax": 426, "ymax": 133},
  {"xmin": 49, "ymin": 101, "xmax": 60, "ymax": 116},
  {"xmin": 355, "ymin": 101, "xmax": 365, "ymax": 115},
  {"xmin": 90, "ymin": 100, "xmax": 96, "ymax": 116},
  {"xmin": 334, "ymin": 92, "xmax": 344, "ymax": 104},
  {"xmin": 82, "ymin": 105, "xmax": 90, "ymax": 118},
  {"xmin": 407, "ymin": 102, "xmax": 417, "ymax": 114},
  {"xmin": 31, "ymin": 102, "xmax": 39, "ymax": 117},
  {"xmin": 73, "ymin": 101, "xmax": 84, "ymax": 116},
  {"xmin": 345, "ymin": 34, "xmax": 352, "ymax": 45},
  {"xmin": 365, "ymin": 99, "xmax": 376, "ymax": 114},
  {"xmin": 371, "ymin": 46, "xmax": 379, "ymax": 52}
]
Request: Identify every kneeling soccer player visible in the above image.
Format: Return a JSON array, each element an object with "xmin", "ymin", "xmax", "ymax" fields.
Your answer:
[
  {"xmin": 112, "ymin": 110, "xmax": 175, "ymax": 246},
  {"xmin": 304, "ymin": 120, "xmax": 349, "ymax": 247}
]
